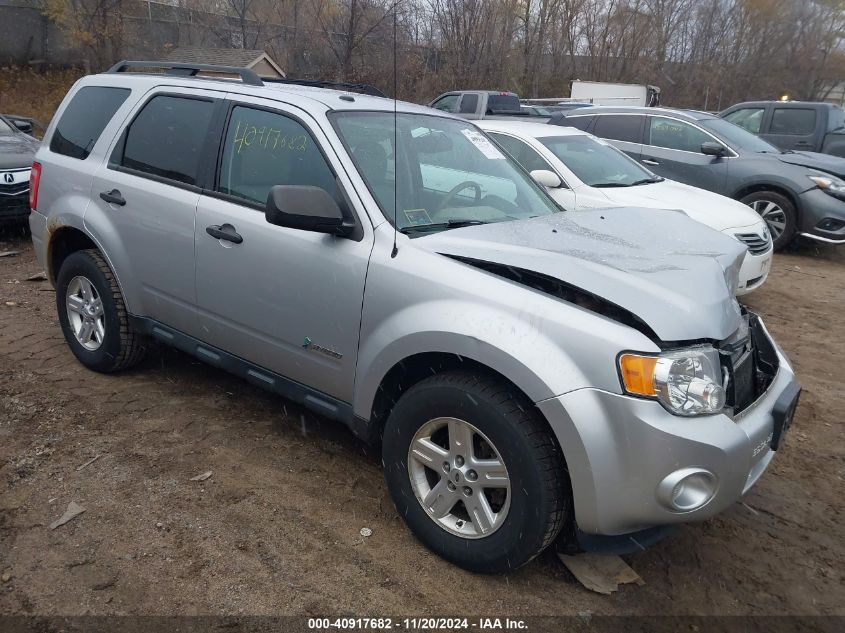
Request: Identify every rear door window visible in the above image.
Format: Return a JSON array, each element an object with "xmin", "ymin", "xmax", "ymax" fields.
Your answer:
[
  {"xmin": 458, "ymin": 94, "xmax": 479, "ymax": 114},
  {"xmin": 592, "ymin": 115, "xmax": 643, "ymax": 143},
  {"xmin": 217, "ymin": 106, "xmax": 338, "ymax": 206},
  {"xmin": 119, "ymin": 95, "xmax": 215, "ymax": 186},
  {"xmin": 771, "ymin": 108, "xmax": 817, "ymax": 135},
  {"xmin": 486, "ymin": 94, "xmax": 521, "ymax": 113},
  {"xmin": 828, "ymin": 107, "xmax": 844, "ymax": 131},
  {"xmin": 50, "ymin": 86, "xmax": 130, "ymax": 159},
  {"xmin": 647, "ymin": 117, "xmax": 712, "ymax": 153}
]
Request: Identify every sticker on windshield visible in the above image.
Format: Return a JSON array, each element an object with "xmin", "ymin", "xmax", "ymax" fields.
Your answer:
[
  {"xmin": 404, "ymin": 208, "xmax": 432, "ymax": 226},
  {"xmin": 460, "ymin": 129, "xmax": 506, "ymax": 159}
]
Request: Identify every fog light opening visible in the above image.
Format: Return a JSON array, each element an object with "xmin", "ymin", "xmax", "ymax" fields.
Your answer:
[
  {"xmin": 817, "ymin": 218, "xmax": 845, "ymax": 232},
  {"xmin": 657, "ymin": 468, "xmax": 717, "ymax": 512}
]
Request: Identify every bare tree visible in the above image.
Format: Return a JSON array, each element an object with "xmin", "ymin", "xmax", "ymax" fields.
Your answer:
[{"xmin": 44, "ymin": 0, "xmax": 126, "ymax": 70}]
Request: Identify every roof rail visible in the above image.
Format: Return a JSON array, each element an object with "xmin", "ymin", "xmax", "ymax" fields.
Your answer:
[
  {"xmin": 106, "ymin": 60, "xmax": 264, "ymax": 86},
  {"xmin": 261, "ymin": 77, "xmax": 387, "ymax": 98},
  {"xmin": 105, "ymin": 61, "xmax": 388, "ymax": 98}
]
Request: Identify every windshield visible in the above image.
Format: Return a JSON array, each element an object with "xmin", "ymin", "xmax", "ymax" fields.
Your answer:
[
  {"xmin": 0, "ymin": 118, "xmax": 13, "ymax": 135},
  {"xmin": 700, "ymin": 117, "xmax": 782, "ymax": 153},
  {"xmin": 331, "ymin": 112, "xmax": 561, "ymax": 232},
  {"xmin": 540, "ymin": 134, "xmax": 660, "ymax": 187}
]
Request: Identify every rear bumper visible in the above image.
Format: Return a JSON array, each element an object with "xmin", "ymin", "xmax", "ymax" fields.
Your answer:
[
  {"xmin": 29, "ymin": 210, "xmax": 47, "ymax": 270},
  {"xmin": 798, "ymin": 188, "xmax": 845, "ymax": 243},
  {"xmin": 537, "ymin": 321, "xmax": 798, "ymax": 536}
]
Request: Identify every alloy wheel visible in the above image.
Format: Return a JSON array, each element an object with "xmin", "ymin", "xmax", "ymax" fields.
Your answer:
[
  {"xmin": 749, "ymin": 199, "xmax": 786, "ymax": 240},
  {"xmin": 407, "ymin": 416, "xmax": 510, "ymax": 539},
  {"xmin": 65, "ymin": 275, "xmax": 106, "ymax": 351}
]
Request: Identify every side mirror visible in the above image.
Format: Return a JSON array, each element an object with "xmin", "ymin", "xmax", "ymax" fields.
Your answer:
[
  {"xmin": 13, "ymin": 120, "xmax": 33, "ymax": 135},
  {"xmin": 701, "ymin": 141, "xmax": 728, "ymax": 157},
  {"xmin": 265, "ymin": 185, "xmax": 353, "ymax": 237},
  {"xmin": 530, "ymin": 169, "xmax": 562, "ymax": 188}
]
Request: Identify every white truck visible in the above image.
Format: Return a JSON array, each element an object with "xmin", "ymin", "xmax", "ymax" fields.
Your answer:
[{"xmin": 569, "ymin": 80, "xmax": 660, "ymax": 107}]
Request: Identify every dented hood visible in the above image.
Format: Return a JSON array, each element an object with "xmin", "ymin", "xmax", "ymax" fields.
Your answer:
[
  {"xmin": 416, "ymin": 208, "xmax": 747, "ymax": 342},
  {"xmin": 774, "ymin": 150, "xmax": 845, "ymax": 179}
]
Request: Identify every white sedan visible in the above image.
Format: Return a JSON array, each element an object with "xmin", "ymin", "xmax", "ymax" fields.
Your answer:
[{"xmin": 477, "ymin": 120, "xmax": 773, "ymax": 295}]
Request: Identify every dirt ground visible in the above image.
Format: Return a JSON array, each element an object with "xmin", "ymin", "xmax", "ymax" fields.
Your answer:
[{"xmin": 0, "ymin": 226, "xmax": 843, "ymax": 618}]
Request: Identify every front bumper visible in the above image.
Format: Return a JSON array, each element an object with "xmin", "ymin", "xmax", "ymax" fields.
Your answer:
[
  {"xmin": 537, "ymin": 323, "xmax": 798, "ymax": 536},
  {"xmin": 798, "ymin": 188, "xmax": 845, "ymax": 244},
  {"xmin": 0, "ymin": 167, "xmax": 31, "ymax": 223},
  {"xmin": 735, "ymin": 247, "xmax": 772, "ymax": 295}
]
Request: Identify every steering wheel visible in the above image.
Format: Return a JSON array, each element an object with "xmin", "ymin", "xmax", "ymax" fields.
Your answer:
[{"xmin": 436, "ymin": 181, "xmax": 483, "ymax": 213}]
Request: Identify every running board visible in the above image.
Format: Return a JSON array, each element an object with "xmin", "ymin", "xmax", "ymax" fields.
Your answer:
[{"xmin": 130, "ymin": 316, "xmax": 365, "ymax": 437}]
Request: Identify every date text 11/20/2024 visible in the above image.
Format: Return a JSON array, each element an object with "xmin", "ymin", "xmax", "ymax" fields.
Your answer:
[{"xmin": 307, "ymin": 618, "xmax": 528, "ymax": 630}]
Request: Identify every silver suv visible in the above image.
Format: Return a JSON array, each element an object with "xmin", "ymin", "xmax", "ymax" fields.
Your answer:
[{"xmin": 30, "ymin": 62, "xmax": 800, "ymax": 573}]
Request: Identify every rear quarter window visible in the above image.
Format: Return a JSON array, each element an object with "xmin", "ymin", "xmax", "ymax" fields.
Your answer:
[
  {"xmin": 593, "ymin": 115, "xmax": 643, "ymax": 143},
  {"xmin": 50, "ymin": 86, "xmax": 130, "ymax": 159},
  {"xmin": 558, "ymin": 115, "xmax": 594, "ymax": 132}
]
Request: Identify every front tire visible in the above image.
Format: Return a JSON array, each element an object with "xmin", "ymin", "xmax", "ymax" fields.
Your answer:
[
  {"xmin": 382, "ymin": 371, "xmax": 570, "ymax": 573},
  {"xmin": 56, "ymin": 249, "xmax": 145, "ymax": 372},
  {"xmin": 741, "ymin": 190, "xmax": 797, "ymax": 250}
]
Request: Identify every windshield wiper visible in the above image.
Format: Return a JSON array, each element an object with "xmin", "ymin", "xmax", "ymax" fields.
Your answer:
[
  {"xmin": 399, "ymin": 219, "xmax": 487, "ymax": 234},
  {"xmin": 592, "ymin": 176, "xmax": 662, "ymax": 188},
  {"xmin": 629, "ymin": 176, "xmax": 664, "ymax": 186}
]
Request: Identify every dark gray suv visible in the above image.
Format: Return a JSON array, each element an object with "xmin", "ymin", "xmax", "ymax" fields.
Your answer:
[
  {"xmin": 0, "ymin": 115, "xmax": 40, "ymax": 223},
  {"xmin": 550, "ymin": 106, "xmax": 845, "ymax": 249}
]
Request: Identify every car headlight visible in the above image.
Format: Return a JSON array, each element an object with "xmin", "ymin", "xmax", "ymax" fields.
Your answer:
[
  {"xmin": 808, "ymin": 174, "xmax": 845, "ymax": 200},
  {"xmin": 618, "ymin": 347, "xmax": 726, "ymax": 416}
]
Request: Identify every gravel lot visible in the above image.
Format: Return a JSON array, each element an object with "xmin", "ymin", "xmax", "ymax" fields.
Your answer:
[{"xmin": 0, "ymin": 227, "xmax": 843, "ymax": 618}]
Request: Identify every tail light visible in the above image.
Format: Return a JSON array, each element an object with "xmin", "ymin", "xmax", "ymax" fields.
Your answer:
[{"xmin": 29, "ymin": 161, "xmax": 41, "ymax": 212}]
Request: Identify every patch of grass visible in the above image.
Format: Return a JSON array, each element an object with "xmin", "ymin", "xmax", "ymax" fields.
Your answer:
[{"xmin": 0, "ymin": 66, "xmax": 85, "ymax": 132}]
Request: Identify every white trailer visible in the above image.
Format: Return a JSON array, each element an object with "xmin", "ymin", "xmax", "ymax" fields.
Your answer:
[{"xmin": 569, "ymin": 81, "xmax": 660, "ymax": 107}]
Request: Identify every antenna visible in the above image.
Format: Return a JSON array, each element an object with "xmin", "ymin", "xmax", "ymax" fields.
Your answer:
[{"xmin": 391, "ymin": 1, "xmax": 399, "ymax": 258}]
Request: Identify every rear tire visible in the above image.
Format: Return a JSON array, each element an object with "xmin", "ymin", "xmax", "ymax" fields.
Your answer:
[
  {"xmin": 56, "ymin": 249, "xmax": 145, "ymax": 373},
  {"xmin": 382, "ymin": 371, "xmax": 570, "ymax": 573},
  {"xmin": 740, "ymin": 190, "xmax": 797, "ymax": 250}
]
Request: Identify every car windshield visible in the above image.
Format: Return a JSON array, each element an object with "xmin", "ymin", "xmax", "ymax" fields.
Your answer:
[
  {"xmin": 539, "ymin": 134, "xmax": 660, "ymax": 187},
  {"xmin": 331, "ymin": 112, "xmax": 562, "ymax": 232},
  {"xmin": 0, "ymin": 118, "xmax": 13, "ymax": 135},
  {"xmin": 700, "ymin": 117, "xmax": 782, "ymax": 153}
]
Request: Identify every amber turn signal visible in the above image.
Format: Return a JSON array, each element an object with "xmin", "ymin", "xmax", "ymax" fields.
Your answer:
[{"xmin": 619, "ymin": 354, "xmax": 658, "ymax": 396}]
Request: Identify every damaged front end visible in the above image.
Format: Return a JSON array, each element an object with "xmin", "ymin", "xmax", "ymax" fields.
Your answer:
[{"xmin": 717, "ymin": 309, "xmax": 779, "ymax": 417}]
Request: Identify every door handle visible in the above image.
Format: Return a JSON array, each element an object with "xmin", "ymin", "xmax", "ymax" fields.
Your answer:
[
  {"xmin": 99, "ymin": 189, "xmax": 126, "ymax": 206},
  {"xmin": 206, "ymin": 223, "xmax": 243, "ymax": 244},
  {"xmin": 642, "ymin": 159, "xmax": 660, "ymax": 166}
]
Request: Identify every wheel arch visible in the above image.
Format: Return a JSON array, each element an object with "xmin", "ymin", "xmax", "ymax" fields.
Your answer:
[
  {"xmin": 731, "ymin": 182, "xmax": 802, "ymax": 224},
  {"xmin": 47, "ymin": 225, "xmax": 97, "ymax": 285},
  {"xmin": 47, "ymin": 224, "xmax": 131, "ymax": 314},
  {"xmin": 360, "ymin": 351, "xmax": 568, "ymax": 467}
]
